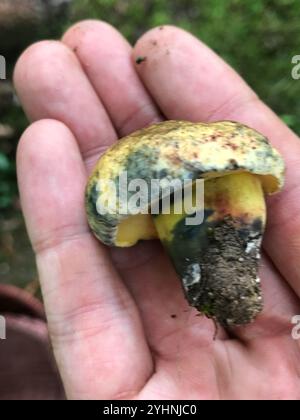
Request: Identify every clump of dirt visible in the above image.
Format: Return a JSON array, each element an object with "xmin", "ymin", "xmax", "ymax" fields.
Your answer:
[
  {"xmin": 135, "ymin": 56, "xmax": 147, "ymax": 64},
  {"xmin": 187, "ymin": 216, "xmax": 263, "ymax": 326}
]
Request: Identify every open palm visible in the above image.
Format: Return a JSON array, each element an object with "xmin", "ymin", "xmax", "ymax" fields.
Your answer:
[{"xmin": 14, "ymin": 22, "xmax": 300, "ymax": 400}]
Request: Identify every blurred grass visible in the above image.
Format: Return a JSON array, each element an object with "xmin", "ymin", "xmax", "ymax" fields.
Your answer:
[
  {"xmin": 0, "ymin": 0, "xmax": 300, "ymax": 289},
  {"xmin": 71, "ymin": 0, "xmax": 300, "ymax": 133}
]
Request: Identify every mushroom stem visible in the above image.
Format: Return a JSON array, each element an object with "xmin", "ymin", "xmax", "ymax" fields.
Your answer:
[{"xmin": 152, "ymin": 172, "xmax": 266, "ymax": 326}]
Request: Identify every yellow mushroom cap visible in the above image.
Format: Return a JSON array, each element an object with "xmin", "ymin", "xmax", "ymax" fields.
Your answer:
[{"xmin": 85, "ymin": 120, "xmax": 285, "ymax": 246}]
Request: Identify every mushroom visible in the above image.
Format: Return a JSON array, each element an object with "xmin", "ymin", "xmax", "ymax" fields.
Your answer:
[{"xmin": 86, "ymin": 120, "xmax": 285, "ymax": 326}]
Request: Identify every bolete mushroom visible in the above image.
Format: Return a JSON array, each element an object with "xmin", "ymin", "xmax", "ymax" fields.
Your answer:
[{"xmin": 86, "ymin": 120, "xmax": 284, "ymax": 326}]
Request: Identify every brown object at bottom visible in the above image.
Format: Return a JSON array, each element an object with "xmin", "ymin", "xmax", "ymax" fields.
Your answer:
[{"xmin": 0, "ymin": 284, "xmax": 65, "ymax": 400}]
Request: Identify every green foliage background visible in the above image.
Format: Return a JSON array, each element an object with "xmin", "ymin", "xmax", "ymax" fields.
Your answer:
[
  {"xmin": 71, "ymin": 0, "xmax": 300, "ymax": 132},
  {"xmin": 1, "ymin": 0, "xmax": 300, "ymax": 211}
]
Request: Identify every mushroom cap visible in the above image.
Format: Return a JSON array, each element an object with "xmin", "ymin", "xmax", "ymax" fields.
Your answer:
[{"xmin": 86, "ymin": 120, "xmax": 285, "ymax": 246}]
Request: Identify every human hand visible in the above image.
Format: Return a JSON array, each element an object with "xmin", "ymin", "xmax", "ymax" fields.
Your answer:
[{"xmin": 14, "ymin": 22, "xmax": 300, "ymax": 400}]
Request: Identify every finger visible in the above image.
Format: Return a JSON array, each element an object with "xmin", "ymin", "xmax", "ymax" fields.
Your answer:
[
  {"xmin": 133, "ymin": 26, "xmax": 300, "ymax": 298},
  {"xmin": 14, "ymin": 41, "xmax": 116, "ymax": 172},
  {"xmin": 62, "ymin": 20, "xmax": 194, "ymax": 338},
  {"xmin": 17, "ymin": 119, "xmax": 152, "ymax": 399},
  {"xmin": 62, "ymin": 20, "xmax": 162, "ymax": 136}
]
